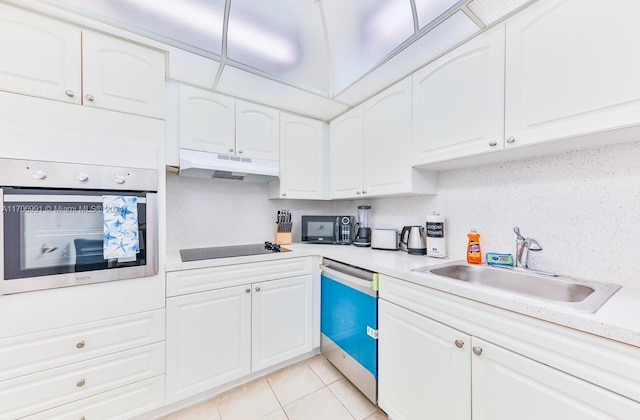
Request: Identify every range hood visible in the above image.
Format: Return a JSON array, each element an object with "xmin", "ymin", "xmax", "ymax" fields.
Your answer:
[{"xmin": 178, "ymin": 149, "xmax": 279, "ymax": 182}]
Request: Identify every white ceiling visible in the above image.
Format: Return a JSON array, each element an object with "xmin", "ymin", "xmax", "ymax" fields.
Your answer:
[{"xmin": 36, "ymin": 0, "xmax": 532, "ymax": 119}]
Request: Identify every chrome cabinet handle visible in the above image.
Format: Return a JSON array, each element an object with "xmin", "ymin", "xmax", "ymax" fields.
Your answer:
[
  {"xmin": 488, "ymin": 141, "xmax": 498, "ymax": 147},
  {"xmin": 64, "ymin": 89, "xmax": 75, "ymax": 98},
  {"xmin": 255, "ymin": 286, "xmax": 261, "ymax": 292},
  {"xmin": 76, "ymin": 378, "xmax": 86, "ymax": 387},
  {"xmin": 238, "ymin": 150, "xmax": 243, "ymax": 154},
  {"xmin": 472, "ymin": 346, "xmax": 483, "ymax": 356},
  {"xmin": 245, "ymin": 288, "xmax": 250, "ymax": 293},
  {"xmin": 229, "ymin": 148, "xmax": 234, "ymax": 153},
  {"xmin": 85, "ymin": 94, "xmax": 95, "ymax": 102},
  {"xmin": 76, "ymin": 341, "xmax": 85, "ymax": 349},
  {"xmin": 362, "ymin": 190, "xmax": 367, "ymax": 194},
  {"xmin": 356, "ymin": 191, "xmax": 361, "ymax": 195},
  {"xmin": 506, "ymin": 136, "xmax": 516, "ymax": 144},
  {"xmin": 282, "ymin": 193, "xmax": 287, "ymax": 197},
  {"xmin": 454, "ymin": 339, "xmax": 464, "ymax": 349}
]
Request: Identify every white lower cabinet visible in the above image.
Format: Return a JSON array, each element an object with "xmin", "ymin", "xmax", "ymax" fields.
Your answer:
[
  {"xmin": 472, "ymin": 337, "xmax": 640, "ymax": 420},
  {"xmin": 252, "ymin": 275, "xmax": 313, "ymax": 371},
  {"xmin": 166, "ymin": 258, "xmax": 314, "ymax": 404},
  {"xmin": 378, "ymin": 299, "xmax": 471, "ymax": 420},
  {"xmin": 23, "ymin": 375, "xmax": 165, "ymax": 420},
  {"xmin": 378, "ymin": 277, "xmax": 640, "ymax": 420},
  {"xmin": 0, "ymin": 342, "xmax": 164, "ymax": 420},
  {"xmin": 166, "ymin": 285, "xmax": 252, "ymax": 403}
]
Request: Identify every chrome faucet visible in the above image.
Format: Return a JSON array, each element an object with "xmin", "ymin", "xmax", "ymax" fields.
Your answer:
[{"xmin": 513, "ymin": 227, "xmax": 542, "ymax": 269}]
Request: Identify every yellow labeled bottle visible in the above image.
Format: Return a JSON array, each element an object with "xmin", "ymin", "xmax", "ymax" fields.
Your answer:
[{"xmin": 467, "ymin": 230, "xmax": 482, "ymax": 264}]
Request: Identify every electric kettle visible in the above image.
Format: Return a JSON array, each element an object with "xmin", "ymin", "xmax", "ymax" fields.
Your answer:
[{"xmin": 400, "ymin": 226, "xmax": 427, "ymax": 255}]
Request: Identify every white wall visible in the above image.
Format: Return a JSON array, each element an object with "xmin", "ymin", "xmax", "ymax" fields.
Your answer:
[{"xmin": 167, "ymin": 140, "xmax": 640, "ymax": 288}]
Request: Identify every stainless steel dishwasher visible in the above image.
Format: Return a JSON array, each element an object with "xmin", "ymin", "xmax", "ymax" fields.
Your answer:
[{"xmin": 320, "ymin": 258, "xmax": 378, "ymax": 403}]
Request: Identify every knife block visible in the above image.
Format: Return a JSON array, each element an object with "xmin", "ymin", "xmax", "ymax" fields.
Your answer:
[{"xmin": 275, "ymin": 231, "xmax": 292, "ymax": 245}]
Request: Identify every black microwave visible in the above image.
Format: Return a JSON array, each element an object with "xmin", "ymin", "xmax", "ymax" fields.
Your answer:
[{"xmin": 301, "ymin": 215, "xmax": 355, "ymax": 245}]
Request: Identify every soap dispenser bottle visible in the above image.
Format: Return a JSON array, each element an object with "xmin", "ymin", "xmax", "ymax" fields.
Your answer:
[{"xmin": 467, "ymin": 230, "xmax": 482, "ymax": 264}]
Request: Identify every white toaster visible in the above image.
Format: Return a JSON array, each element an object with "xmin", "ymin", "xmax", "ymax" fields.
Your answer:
[{"xmin": 371, "ymin": 229, "xmax": 399, "ymax": 250}]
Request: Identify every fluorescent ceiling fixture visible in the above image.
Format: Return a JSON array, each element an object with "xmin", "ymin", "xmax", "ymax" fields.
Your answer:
[
  {"xmin": 467, "ymin": 0, "xmax": 530, "ymax": 25},
  {"xmin": 124, "ymin": 0, "xmax": 222, "ymax": 38},
  {"xmin": 227, "ymin": 19, "xmax": 300, "ymax": 67},
  {"xmin": 364, "ymin": 0, "xmax": 415, "ymax": 43}
]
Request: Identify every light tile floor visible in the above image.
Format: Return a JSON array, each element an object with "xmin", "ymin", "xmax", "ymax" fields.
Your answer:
[{"xmin": 160, "ymin": 355, "xmax": 388, "ymax": 420}]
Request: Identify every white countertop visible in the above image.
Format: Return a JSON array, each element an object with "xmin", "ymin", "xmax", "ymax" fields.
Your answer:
[{"xmin": 166, "ymin": 243, "xmax": 640, "ymax": 348}]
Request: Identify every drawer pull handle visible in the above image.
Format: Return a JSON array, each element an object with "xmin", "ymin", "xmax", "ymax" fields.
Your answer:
[
  {"xmin": 245, "ymin": 288, "xmax": 251, "ymax": 293},
  {"xmin": 488, "ymin": 141, "xmax": 497, "ymax": 147},
  {"xmin": 76, "ymin": 341, "xmax": 85, "ymax": 349},
  {"xmin": 85, "ymin": 94, "xmax": 95, "ymax": 102},
  {"xmin": 454, "ymin": 339, "xmax": 464, "ymax": 348},
  {"xmin": 473, "ymin": 346, "xmax": 483, "ymax": 356},
  {"xmin": 64, "ymin": 89, "xmax": 75, "ymax": 98},
  {"xmin": 255, "ymin": 286, "xmax": 261, "ymax": 292},
  {"xmin": 506, "ymin": 136, "xmax": 516, "ymax": 144},
  {"xmin": 76, "ymin": 378, "xmax": 86, "ymax": 387}
]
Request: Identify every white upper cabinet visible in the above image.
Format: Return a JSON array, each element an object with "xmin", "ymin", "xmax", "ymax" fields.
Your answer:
[
  {"xmin": 329, "ymin": 106, "xmax": 364, "ymax": 199},
  {"xmin": 270, "ymin": 113, "xmax": 325, "ymax": 200},
  {"xmin": 179, "ymin": 84, "xmax": 281, "ymax": 162},
  {"xmin": 0, "ymin": 3, "xmax": 81, "ymax": 104},
  {"xmin": 412, "ymin": 23, "xmax": 505, "ymax": 165},
  {"xmin": 505, "ymin": 0, "xmax": 640, "ymax": 148},
  {"xmin": 363, "ymin": 76, "xmax": 414, "ymax": 196},
  {"xmin": 179, "ymin": 84, "xmax": 235, "ymax": 154},
  {"xmin": 82, "ymin": 31, "xmax": 166, "ymax": 119},
  {"xmin": 235, "ymin": 100, "xmax": 279, "ymax": 161},
  {"xmin": 0, "ymin": 3, "xmax": 165, "ymax": 119},
  {"xmin": 330, "ymin": 77, "xmax": 436, "ymax": 199}
]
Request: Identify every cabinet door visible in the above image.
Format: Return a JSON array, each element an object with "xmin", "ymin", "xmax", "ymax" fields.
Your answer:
[
  {"xmin": 413, "ymin": 23, "xmax": 505, "ymax": 165},
  {"xmin": 166, "ymin": 285, "xmax": 251, "ymax": 404},
  {"xmin": 82, "ymin": 31, "xmax": 165, "ymax": 119},
  {"xmin": 236, "ymin": 100, "xmax": 279, "ymax": 161},
  {"xmin": 505, "ymin": 0, "xmax": 640, "ymax": 148},
  {"xmin": 277, "ymin": 113, "xmax": 325, "ymax": 199},
  {"xmin": 378, "ymin": 300, "xmax": 471, "ymax": 420},
  {"xmin": 0, "ymin": 3, "xmax": 81, "ymax": 104},
  {"xmin": 252, "ymin": 275, "xmax": 313, "ymax": 372},
  {"xmin": 472, "ymin": 338, "xmax": 640, "ymax": 420},
  {"xmin": 179, "ymin": 85, "xmax": 235, "ymax": 154},
  {"xmin": 363, "ymin": 77, "xmax": 413, "ymax": 196},
  {"xmin": 329, "ymin": 106, "xmax": 363, "ymax": 199}
]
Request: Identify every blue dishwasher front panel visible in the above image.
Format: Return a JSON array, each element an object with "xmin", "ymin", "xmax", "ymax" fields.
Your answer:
[{"xmin": 321, "ymin": 274, "xmax": 377, "ymax": 378}]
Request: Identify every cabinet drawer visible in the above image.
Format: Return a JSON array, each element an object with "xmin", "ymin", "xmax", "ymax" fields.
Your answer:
[
  {"xmin": 167, "ymin": 257, "xmax": 313, "ymax": 297},
  {"xmin": 23, "ymin": 375, "xmax": 164, "ymax": 420},
  {"xmin": 0, "ymin": 309, "xmax": 164, "ymax": 381},
  {"xmin": 0, "ymin": 342, "xmax": 164, "ymax": 420}
]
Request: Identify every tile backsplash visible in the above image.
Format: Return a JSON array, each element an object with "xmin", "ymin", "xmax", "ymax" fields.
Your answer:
[{"xmin": 167, "ymin": 140, "xmax": 640, "ymax": 287}]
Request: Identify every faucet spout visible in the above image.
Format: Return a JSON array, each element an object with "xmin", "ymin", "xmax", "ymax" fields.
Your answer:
[{"xmin": 513, "ymin": 227, "xmax": 542, "ymax": 269}]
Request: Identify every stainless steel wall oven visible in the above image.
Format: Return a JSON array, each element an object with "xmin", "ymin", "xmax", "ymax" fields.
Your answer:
[{"xmin": 0, "ymin": 158, "xmax": 158, "ymax": 295}]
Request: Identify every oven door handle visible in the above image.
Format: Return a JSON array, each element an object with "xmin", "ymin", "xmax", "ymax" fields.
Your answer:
[{"xmin": 320, "ymin": 265, "xmax": 376, "ymax": 297}]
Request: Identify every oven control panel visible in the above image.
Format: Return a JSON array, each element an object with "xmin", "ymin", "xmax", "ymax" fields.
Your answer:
[{"xmin": 0, "ymin": 158, "xmax": 157, "ymax": 191}]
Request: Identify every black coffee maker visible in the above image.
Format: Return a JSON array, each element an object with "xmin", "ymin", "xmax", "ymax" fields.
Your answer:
[{"xmin": 353, "ymin": 205, "xmax": 371, "ymax": 247}]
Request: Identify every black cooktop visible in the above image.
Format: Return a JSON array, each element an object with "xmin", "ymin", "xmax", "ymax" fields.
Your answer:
[{"xmin": 180, "ymin": 242, "xmax": 291, "ymax": 262}]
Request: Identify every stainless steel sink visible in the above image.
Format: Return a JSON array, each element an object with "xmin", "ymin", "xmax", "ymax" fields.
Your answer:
[{"xmin": 412, "ymin": 263, "xmax": 621, "ymax": 313}]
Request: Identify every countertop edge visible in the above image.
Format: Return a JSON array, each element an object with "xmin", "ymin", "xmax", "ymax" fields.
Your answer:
[{"xmin": 165, "ymin": 244, "xmax": 640, "ymax": 348}]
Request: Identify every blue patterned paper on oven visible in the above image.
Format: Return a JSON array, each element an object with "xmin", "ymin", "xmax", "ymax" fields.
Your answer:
[{"xmin": 102, "ymin": 195, "xmax": 139, "ymax": 260}]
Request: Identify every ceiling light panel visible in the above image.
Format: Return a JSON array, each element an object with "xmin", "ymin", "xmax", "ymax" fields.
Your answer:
[
  {"xmin": 42, "ymin": 0, "xmax": 225, "ymax": 55},
  {"xmin": 323, "ymin": 0, "xmax": 415, "ymax": 94},
  {"xmin": 414, "ymin": 0, "xmax": 464, "ymax": 29},
  {"xmin": 467, "ymin": 0, "xmax": 531, "ymax": 26},
  {"xmin": 227, "ymin": 0, "xmax": 330, "ymax": 94}
]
